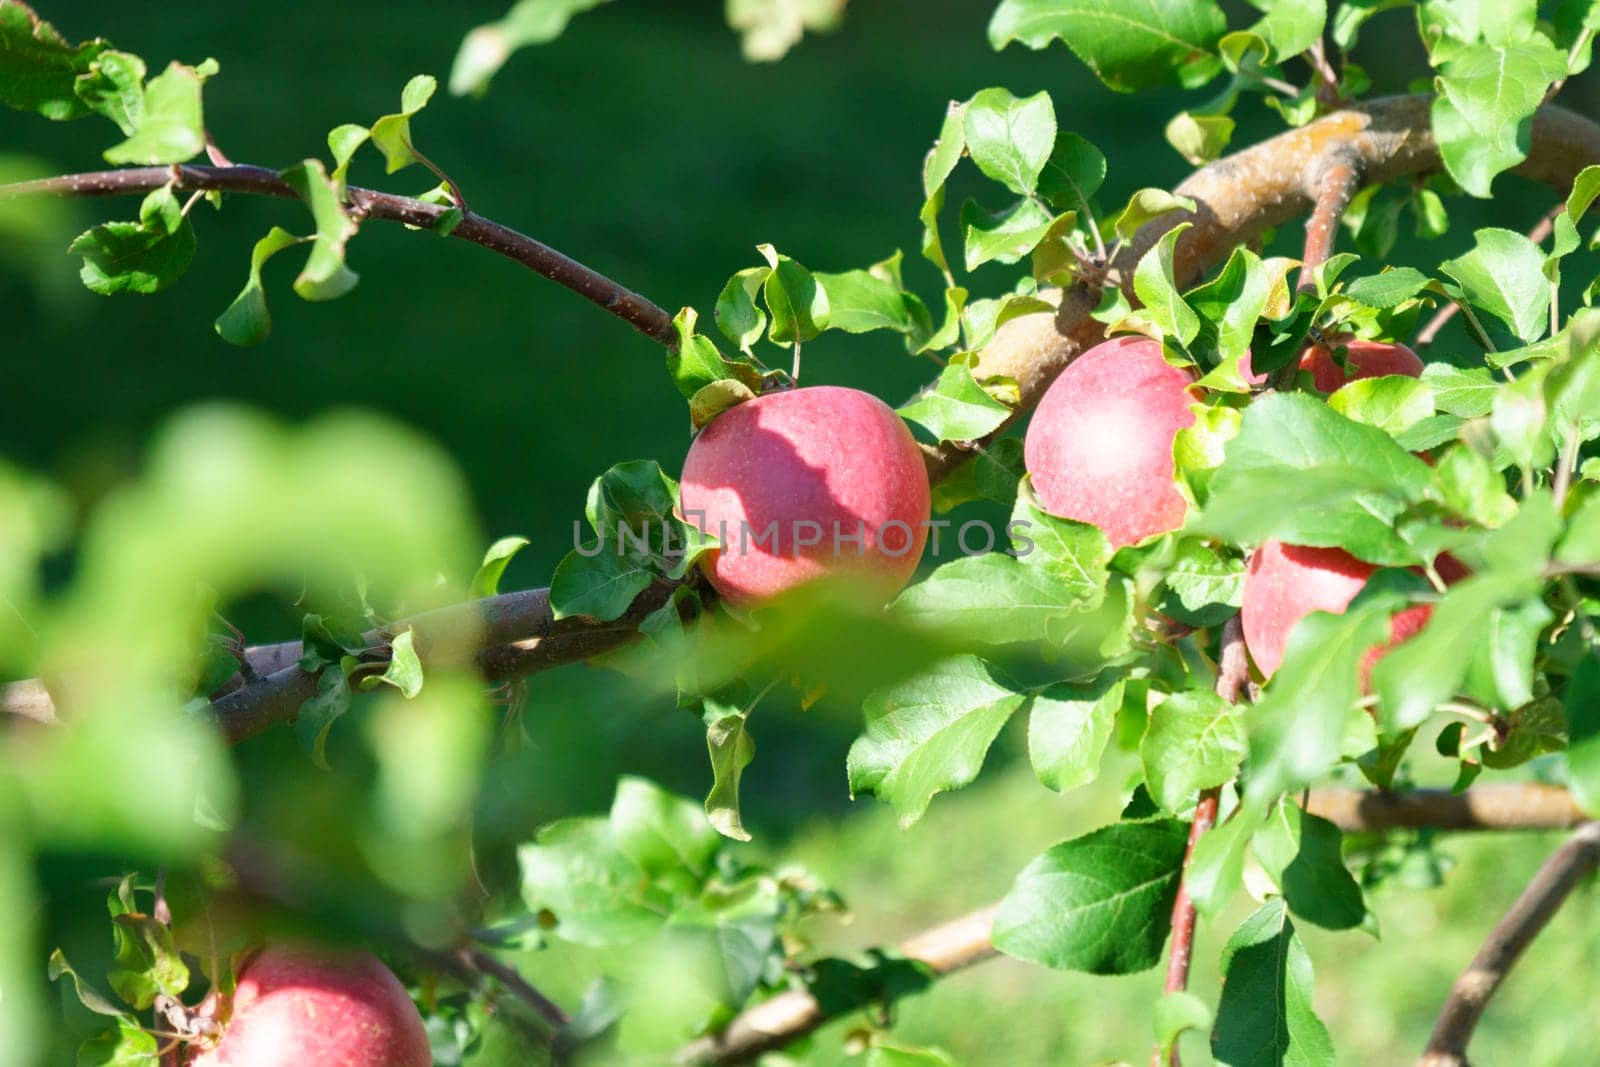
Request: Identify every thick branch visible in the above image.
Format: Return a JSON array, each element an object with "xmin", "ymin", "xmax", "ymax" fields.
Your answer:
[
  {"xmin": 679, "ymin": 783, "xmax": 1587, "ymax": 1066},
  {"xmin": 1419, "ymin": 821, "xmax": 1600, "ymax": 1066},
  {"xmin": 929, "ymin": 95, "xmax": 1600, "ymax": 480},
  {"xmin": 0, "ymin": 165, "xmax": 677, "ymax": 347}
]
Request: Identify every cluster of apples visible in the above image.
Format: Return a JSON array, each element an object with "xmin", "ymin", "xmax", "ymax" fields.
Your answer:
[{"xmin": 679, "ymin": 330, "xmax": 1435, "ymax": 681}]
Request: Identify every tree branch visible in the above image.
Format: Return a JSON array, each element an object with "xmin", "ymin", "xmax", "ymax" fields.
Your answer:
[
  {"xmin": 1156, "ymin": 617, "xmax": 1248, "ymax": 1067},
  {"xmin": 676, "ymin": 784, "xmax": 1588, "ymax": 1065},
  {"xmin": 1418, "ymin": 821, "xmax": 1600, "ymax": 1066},
  {"xmin": 929, "ymin": 95, "xmax": 1600, "ymax": 481},
  {"xmin": 0, "ymin": 164, "xmax": 678, "ymax": 347}
]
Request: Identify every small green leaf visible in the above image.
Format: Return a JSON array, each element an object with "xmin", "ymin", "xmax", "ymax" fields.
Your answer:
[
  {"xmin": 892, "ymin": 552, "xmax": 1098, "ymax": 645},
  {"xmin": 327, "ymin": 122, "xmax": 370, "ymax": 191},
  {"xmin": 69, "ymin": 187, "xmax": 196, "ymax": 296},
  {"xmin": 48, "ymin": 949, "xmax": 132, "ymax": 1019},
  {"xmin": 1440, "ymin": 226, "xmax": 1552, "ymax": 341},
  {"xmin": 757, "ymin": 244, "xmax": 827, "ymax": 343},
  {"xmin": 960, "ymin": 197, "xmax": 1054, "ymax": 270},
  {"xmin": 1156, "ymin": 991, "xmax": 1213, "ymax": 1061},
  {"xmin": 214, "ymin": 226, "xmax": 304, "ymax": 346},
  {"xmin": 369, "ymin": 628, "xmax": 423, "ymax": 698},
  {"xmin": 76, "ymin": 1020, "xmax": 160, "ymax": 1066},
  {"xmin": 103, "ymin": 59, "xmax": 213, "ymax": 165},
  {"xmin": 450, "ymin": 0, "xmax": 614, "ymax": 96},
  {"xmin": 1141, "ymin": 689, "xmax": 1247, "ymax": 813},
  {"xmin": 961, "ymin": 87, "xmax": 1056, "ymax": 196},
  {"xmin": 847, "ymin": 656, "xmax": 1025, "ymax": 826},
  {"xmin": 705, "ymin": 708, "xmax": 755, "ymax": 841},
  {"xmin": 549, "ymin": 545, "xmax": 654, "ymax": 622},
  {"xmin": 815, "ymin": 258, "xmax": 923, "ymax": 335},
  {"xmin": 1210, "ymin": 899, "xmax": 1335, "ymax": 1067},
  {"xmin": 1028, "ymin": 674, "xmax": 1121, "ymax": 793},
  {"xmin": 1252, "ymin": 802, "xmax": 1368, "ymax": 931},
  {"xmin": 897, "ymin": 361, "xmax": 1011, "ymax": 443},
  {"xmin": 1343, "ymin": 266, "xmax": 1432, "ymax": 309},
  {"xmin": 1135, "ymin": 223, "xmax": 1200, "ymax": 345},
  {"xmin": 280, "ymin": 159, "xmax": 359, "ymax": 301},
  {"xmin": 1327, "ymin": 376, "xmax": 1435, "ymax": 435},
  {"xmin": 1249, "ymin": 0, "xmax": 1327, "ymax": 61},
  {"xmin": 470, "ymin": 535, "xmax": 529, "ymax": 599},
  {"xmin": 107, "ymin": 878, "xmax": 189, "ymax": 1010},
  {"xmin": 714, "ymin": 266, "xmax": 770, "ymax": 352},
  {"xmin": 1423, "ymin": 362, "xmax": 1498, "ymax": 417},
  {"xmin": 0, "ymin": 0, "xmax": 108, "ymax": 120},
  {"xmin": 1165, "ymin": 110, "xmax": 1234, "ymax": 165},
  {"xmin": 73, "ymin": 49, "xmax": 146, "ymax": 134},
  {"xmin": 1113, "ymin": 187, "xmax": 1197, "ymax": 239},
  {"xmin": 993, "ymin": 819, "xmax": 1188, "ymax": 973},
  {"xmin": 1432, "ymin": 39, "xmax": 1567, "ymax": 197},
  {"xmin": 369, "ymin": 74, "xmax": 438, "ymax": 174},
  {"xmin": 295, "ymin": 661, "xmax": 353, "ymax": 770},
  {"xmin": 1037, "ymin": 131, "xmax": 1106, "ymax": 212}
]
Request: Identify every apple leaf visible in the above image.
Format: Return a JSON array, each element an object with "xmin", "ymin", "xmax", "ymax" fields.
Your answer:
[
  {"xmin": 962, "ymin": 87, "xmax": 1056, "ymax": 196},
  {"xmin": 1028, "ymin": 674, "xmax": 1122, "ymax": 793},
  {"xmin": 989, "ymin": 0, "xmax": 1229, "ymax": 93},
  {"xmin": 992, "ymin": 818, "xmax": 1188, "ymax": 973},
  {"xmin": 1440, "ymin": 226, "xmax": 1552, "ymax": 342},
  {"xmin": 847, "ymin": 656, "xmax": 1026, "ymax": 826},
  {"xmin": 1210, "ymin": 899, "xmax": 1335, "ymax": 1067},
  {"xmin": 897, "ymin": 361, "xmax": 1011, "ymax": 443},
  {"xmin": 1141, "ymin": 688, "xmax": 1247, "ymax": 813},
  {"xmin": 1252, "ymin": 802, "xmax": 1368, "ymax": 931}
]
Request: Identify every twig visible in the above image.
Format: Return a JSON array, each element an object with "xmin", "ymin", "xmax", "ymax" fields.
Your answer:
[
  {"xmin": 0, "ymin": 165, "xmax": 676, "ymax": 347},
  {"xmin": 1267, "ymin": 157, "xmax": 1360, "ymax": 390},
  {"xmin": 457, "ymin": 946, "xmax": 569, "ymax": 1029},
  {"xmin": 1418, "ymin": 822, "xmax": 1600, "ymax": 1066},
  {"xmin": 1155, "ymin": 616, "xmax": 1247, "ymax": 1067},
  {"xmin": 1418, "ymin": 205, "xmax": 1561, "ymax": 348},
  {"xmin": 1307, "ymin": 38, "xmax": 1343, "ymax": 107}
]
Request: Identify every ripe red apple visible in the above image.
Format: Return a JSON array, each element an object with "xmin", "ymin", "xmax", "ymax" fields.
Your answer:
[
  {"xmin": 1240, "ymin": 540, "xmax": 1465, "ymax": 682},
  {"xmin": 679, "ymin": 385, "xmax": 931, "ymax": 607},
  {"xmin": 187, "ymin": 945, "xmax": 430, "ymax": 1066},
  {"xmin": 1024, "ymin": 335, "xmax": 1197, "ymax": 548},
  {"xmin": 1241, "ymin": 336, "xmax": 1423, "ymax": 391}
]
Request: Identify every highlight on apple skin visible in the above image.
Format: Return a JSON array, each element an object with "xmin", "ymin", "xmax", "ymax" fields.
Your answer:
[
  {"xmin": 185, "ymin": 944, "xmax": 431, "ymax": 1067},
  {"xmin": 679, "ymin": 385, "xmax": 932, "ymax": 608},
  {"xmin": 1240, "ymin": 539, "xmax": 1465, "ymax": 683},
  {"xmin": 1023, "ymin": 335, "xmax": 1198, "ymax": 549}
]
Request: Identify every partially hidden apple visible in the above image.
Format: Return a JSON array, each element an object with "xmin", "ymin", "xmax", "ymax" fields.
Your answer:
[
  {"xmin": 679, "ymin": 385, "xmax": 931, "ymax": 608},
  {"xmin": 1241, "ymin": 539, "xmax": 1466, "ymax": 683},
  {"xmin": 187, "ymin": 944, "xmax": 431, "ymax": 1067},
  {"xmin": 1242, "ymin": 336, "xmax": 1423, "ymax": 391},
  {"xmin": 1024, "ymin": 334, "xmax": 1197, "ymax": 548}
]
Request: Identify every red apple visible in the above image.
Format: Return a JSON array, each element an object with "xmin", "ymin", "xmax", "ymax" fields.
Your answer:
[
  {"xmin": 1024, "ymin": 335, "xmax": 1197, "ymax": 548},
  {"xmin": 1241, "ymin": 540, "xmax": 1465, "ymax": 682},
  {"xmin": 679, "ymin": 385, "xmax": 931, "ymax": 607},
  {"xmin": 187, "ymin": 945, "xmax": 430, "ymax": 1066},
  {"xmin": 1242, "ymin": 336, "xmax": 1423, "ymax": 391}
]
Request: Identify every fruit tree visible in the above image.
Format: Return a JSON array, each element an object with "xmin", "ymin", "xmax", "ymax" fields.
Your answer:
[{"xmin": 6, "ymin": 0, "xmax": 1600, "ymax": 1064}]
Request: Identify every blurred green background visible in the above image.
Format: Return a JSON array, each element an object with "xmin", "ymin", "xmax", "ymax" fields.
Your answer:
[{"xmin": 5, "ymin": 1, "xmax": 1600, "ymax": 1063}]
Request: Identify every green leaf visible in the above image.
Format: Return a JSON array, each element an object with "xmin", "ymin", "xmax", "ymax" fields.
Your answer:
[
  {"xmin": 864, "ymin": 1043, "xmax": 959, "ymax": 1067},
  {"xmin": 704, "ymin": 709, "xmax": 755, "ymax": 841},
  {"xmin": 892, "ymin": 552, "xmax": 1097, "ymax": 644},
  {"xmin": 847, "ymin": 656, "xmax": 1026, "ymax": 826},
  {"xmin": 1158, "ymin": 539, "xmax": 1245, "ymax": 626},
  {"xmin": 1563, "ymin": 653, "xmax": 1600, "ymax": 816},
  {"xmin": 1253, "ymin": 802, "xmax": 1367, "ymax": 931},
  {"xmin": 1135, "ymin": 223, "xmax": 1201, "ymax": 345},
  {"xmin": 295, "ymin": 661, "xmax": 352, "ymax": 770},
  {"xmin": 1156, "ymin": 991, "xmax": 1214, "ymax": 1061},
  {"xmin": 368, "ymin": 628, "xmax": 423, "ymax": 698},
  {"xmin": 961, "ymin": 87, "xmax": 1056, "ymax": 196},
  {"xmin": 549, "ymin": 545, "xmax": 654, "ymax": 622},
  {"xmin": 715, "ymin": 267, "xmax": 770, "ymax": 352},
  {"xmin": 1165, "ymin": 110, "xmax": 1234, "ymax": 165},
  {"xmin": 814, "ymin": 259, "xmax": 922, "ymax": 334},
  {"xmin": 1011, "ymin": 490, "xmax": 1112, "ymax": 604},
  {"xmin": 69, "ymin": 187, "xmax": 196, "ymax": 296},
  {"xmin": 1210, "ymin": 899, "xmax": 1335, "ymax": 1067},
  {"xmin": 897, "ymin": 361, "xmax": 1011, "ymax": 443},
  {"xmin": 1193, "ymin": 393, "xmax": 1434, "ymax": 564},
  {"xmin": 1029, "ymin": 674, "xmax": 1122, "ymax": 793},
  {"xmin": 327, "ymin": 122, "xmax": 369, "ymax": 191},
  {"xmin": 1440, "ymin": 226, "xmax": 1552, "ymax": 341},
  {"xmin": 470, "ymin": 535, "xmax": 529, "ymax": 599},
  {"xmin": 609, "ymin": 774, "xmax": 718, "ymax": 878},
  {"xmin": 106, "ymin": 878, "xmax": 188, "ymax": 1010},
  {"xmin": 519, "ymin": 818, "xmax": 671, "ymax": 946},
  {"xmin": 1037, "ymin": 131, "xmax": 1106, "ymax": 213},
  {"xmin": 103, "ymin": 60, "xmax": 213, "ymax": 165},
  {"xmin": 1245, "ymin": 579, "xmax": 1409, "ymax": 805},
  {"xmin": 450, "ymin": 0, "xmax": 614, "ymax": 96},
  {"xmin": 1422, "ymin": 363, "xmax": 1498, "ymax": 417},
  {"xmin": 1113, "ymin": 187, "xmax": 1197, "ymax": 240},
  {"xmin": 726, "ymin": 0, "xmax": 846, "ymax": 61},
  {"xmin": 989, "ymin": 0, "xmax": 1229, "ymax": 93},
  {"xmin": 368, "ymin": 74, "xmax": 437, "ymax": 174},
  {"xmin": 77, "ymin": 1020, "xmax": 160, "ymax": 1066},
  {"xmin": 924, "ymin": 100, "xmax": 967, "ymax": 198},
  {"xmin": 669, "ymin": 306, "xmax": 759, "ymax": 404},
  {"xmin": 992, "ymin": 819, "xmax": 1188, "ymax": 973},
  {"xmin": 48, "ymin": 949, "xmax": 132, "ymax": 1019},
  {"xmin": 1344, "ymin": 266, "xmax": 1432, "ymax": 309},
  {"xmin": 1141, "ymin": 689, "xmax": 1247, "ymax": 812},
  {"xmin": 1186, "ymin": 807, "xmax": 1261, "ymax": 915},
  {"xmin": 214, "ymin": 226, "xmax": 304, "ymax": 346},
  {"xmin": 1432, "ymin": 38, "xmax": 1568, "ymax": 197},
  {"xmin": 1249, "ymin": 0, "xmax": 1327, "ymax": 61},
  {"xmin": 1187, "ymin": 245, "xmax": 1270, "ymax": 363},
  {"xmin": 960, "ymin": 197, "xmax": 1054, "ymax": 270},
  {"xmin": 756, "ymin": 244, "xmax": 827, "ymax": 343},
  {"xmin": 280, "ymin": 159, "xmax": 359, "ymax": 302},
  {"xmin": 1327, "ymin": 376, "xmax": 1434, "ymax": 435},
  {"xmin": 73, "ymin": 50, "xmax": 146, "ymax": 134},
  {"xmin": 0, "ymin": 0, "xmax": 107, "ymax": 119}
]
